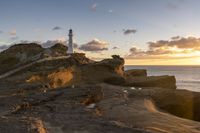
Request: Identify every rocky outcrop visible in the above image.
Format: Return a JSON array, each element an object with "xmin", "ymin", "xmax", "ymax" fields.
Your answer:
[
  {"xmin": 0, "ymin": 45, "xmax": 176, "ymax": 90},
  {"xmin": 75, "ymin": 56, "xmax": 125, "ymax": 84},
  {"xmin": 125, "ymin": 69, "xmax": 147, "ymax": 77},
  {"xmin": 0, "ymin": 43, "xmax": 175, "ymax": 90},
  {"xmin": 24, "ymin": 55, "xmax": 124, "ymax": 88},
  {"xmin": 123, "ymin": 69, "xmax": 176, "ymax": 89},
  {"xmin": 152, "ymin": 89, "xmax": 200, "ymax": 122},
  {"xmin": 125, "ymin": 75, "xmax": 176, "ymax": 89}
]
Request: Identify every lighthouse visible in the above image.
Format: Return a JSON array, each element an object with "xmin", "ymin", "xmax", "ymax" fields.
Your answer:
[{"xmin": 67, "ymin": 29, "xmax": 73, "ymax": 54}]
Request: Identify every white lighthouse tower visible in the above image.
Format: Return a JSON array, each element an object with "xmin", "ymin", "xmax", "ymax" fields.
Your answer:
[{"xmin": 67, "ymin": 29, "xmax": 73, "ymax": 54}]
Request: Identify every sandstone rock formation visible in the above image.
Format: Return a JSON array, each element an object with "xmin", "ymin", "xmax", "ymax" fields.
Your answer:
[
  {"xmin": 152, "ymin": 89, "xmax": 200, "ymax": 122},
  {"xmin": 21, "ymin": 54, "xmax": 125, "ymax": 88},
  {"xmin": 125, "ymin": 75, "xmax": 176, "ymax": 89},
  {"xmin": 0, "ymin": 43, "xmax": 199, "ymax": 133},
  {"xmin": 0, "ymin": 44, "xmax": 175, "ymax": 90}
]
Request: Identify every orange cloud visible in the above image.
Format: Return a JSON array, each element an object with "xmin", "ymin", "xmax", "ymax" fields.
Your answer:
[
  {"xmin": 126, "ymin": 36, "xmax": 200, "ymax": 59},
  {"xmin": 79, "ymin": 39, "xmax": 109, "ymax": 52}
]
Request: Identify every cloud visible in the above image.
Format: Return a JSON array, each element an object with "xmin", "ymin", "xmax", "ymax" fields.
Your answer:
[
  {"xmin": 10, "ymin": 36, "xmax": 19, "ymax": 41},
  {"xmin": 0, "ymin": 45, "xmax": 11, "ymax": 52},
  {"xmin": 167, "ymin": 3, "xmax": 178, "ymax": 10},
  {"xmin": 113, "ymin": 46, "xmax": 119, "ymax": 50},
  {"xmin": 148, "ymin": 37, "xmax": 200, "ymax": 49},
  {"xmin": 79, "ymin": 39, "xmax": 109, "ymax": 52},
  {"xmin": 56, "ymin": 37, "xmax": 66, "ymax": 42},
  {"xmin": 91, "ymin": 3, "xmax": 98, "ymax": 11},
  {"xmin": 109, "ymin": 9, "xmax": 113, "ymax": 13},
  {"xmin": 7, "ymin": 37, "xmax": 78, "ymax": 50},
  {"xmin": 17, "ymin": 39, "xmax": 66, "ymax": 48},
  {"xmin": 18, "ymin": 40, "xmax": 40, "ymax": 44},
  {"xmin": 166, "ymin": 0, "xmax": 185, "ymax": 11},
  {"xmin": 0, "ymin": 30, "xmax": 3, "ymax": 34},
  {"xmin": 123, "ymin": 29, "xmax": 137, "ymax": 35},
  {"xmin": 52, "ymin": 26, "xmax": 62, "ymax": 31},
  {"xmin": 126, "ymin": 36, "xmax": 200, "ymax": 59},
  {"xmin": 9, "ymin": 29, "xmax": 17, "ymax": 36},
  {"xmin": 42, "ymin": 39, "xmax": 67, "ymax": 48},
  {"xmin": 171, "ymin": 36, "xmax": 180, "ymax": 40},
  {"xmin": 0, "ymin": 38, "xmax": 70, "ymax": 52}
]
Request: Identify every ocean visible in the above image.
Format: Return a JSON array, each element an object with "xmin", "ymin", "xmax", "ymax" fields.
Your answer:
[{"xmin": 125, "ymin": 65, "xmax": 200, "ymax": 92}]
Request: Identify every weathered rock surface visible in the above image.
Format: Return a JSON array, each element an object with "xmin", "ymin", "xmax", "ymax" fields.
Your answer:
[
  {"xmin": 0, "ymin": 83, "xmax": 200, "ymax": 133},
  {"xmin": 125, "ymin": 76, "xmax": 176, "ymax": 89},
  {"xmin": 151, "ymin": 89, "xmax": 200, "ymax": 122},
  {"xmin": 125, "ymin": 69, "xmax": 147, "ymax": 77},
  {"xmin": 0, "ymin": 84, "xmax": 152, "ymax": 133},
  {"xmin": 0, "ymin": 53, "xmax": 124, "ymax": 89},
  {"xmin": 124, "ymin": 69, "xmax": 177, "ymax": 89},
  {"xmin": 99, "ymin": 84, "xmax": 200, "ymax": 133}
]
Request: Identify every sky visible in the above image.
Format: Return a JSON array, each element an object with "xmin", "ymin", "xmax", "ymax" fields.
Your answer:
[{"xmin": 1, "ymin": 0, "xmax": 200, "ymax": 65}]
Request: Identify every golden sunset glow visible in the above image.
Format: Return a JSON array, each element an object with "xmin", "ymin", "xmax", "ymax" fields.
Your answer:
[
  {"xmin": 125, "ymin": 57, "xmax": 200, "ymax": 65},
  {"xmin": 123, "ymin": 36, "xmax": 200, "ymax": 65}
]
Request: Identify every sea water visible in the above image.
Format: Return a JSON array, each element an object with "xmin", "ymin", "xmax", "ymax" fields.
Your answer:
[{"xmin": 125, "ymin": 65, "xmax": 200, "ymax": 92}]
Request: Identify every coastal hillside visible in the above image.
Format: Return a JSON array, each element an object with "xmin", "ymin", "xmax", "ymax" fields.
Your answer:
[{"xmin": 0, "ymin": 43, "xmax": 200, "ymax": 133}]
